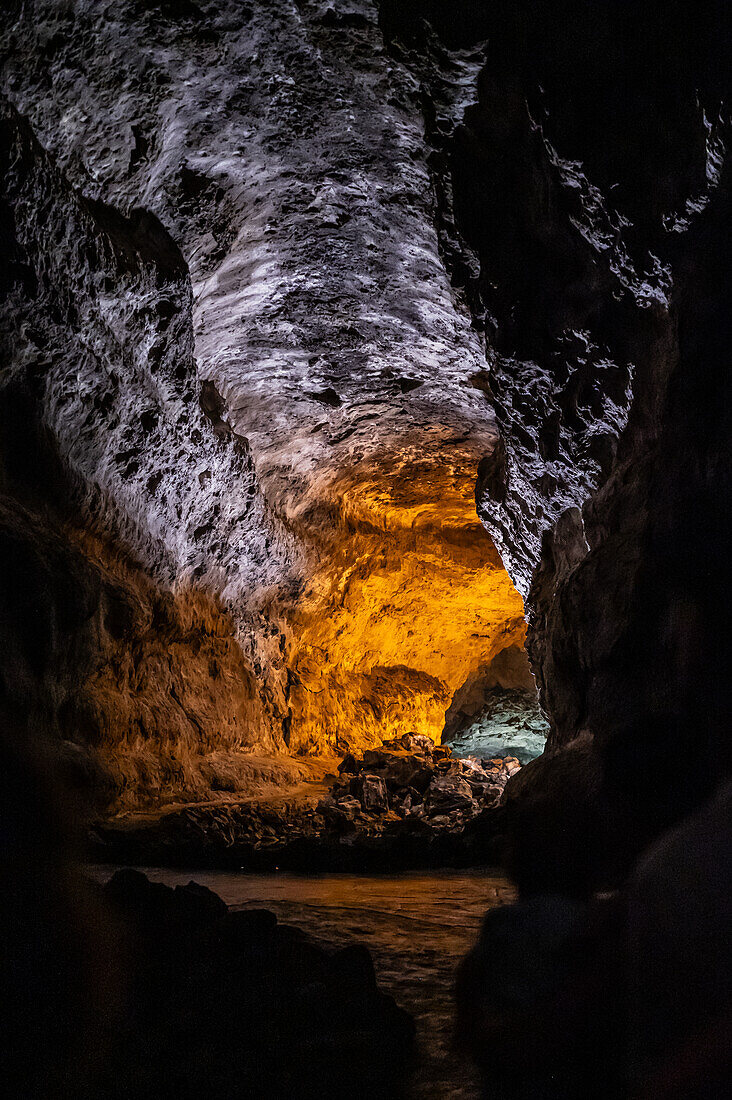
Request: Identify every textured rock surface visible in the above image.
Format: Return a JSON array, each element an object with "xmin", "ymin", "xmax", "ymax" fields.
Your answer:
[
  {"xmin": 1, "ymin": 1, "xmax": 729, "ymax": 852},
  {"xmin": 381, "ymin": 0, "xmax": 731, "ymax": 854},
  {"xmin": 446, "ymin": 688, "xmax": 548, "ymax": 766},
  {"xmin": 442, "ymin": 643, "xmax": 548, "ymax": 763},
  {"xmin": 91, "ymin": 733, "xmax": 521, "ymax": 870},
  {"xmin": 0, "ymin": 98, "xmax": 302, "ymax": 804},
  {"xmin": 1, "ymin": 0, "xmax": 528, "ymax": 803}
]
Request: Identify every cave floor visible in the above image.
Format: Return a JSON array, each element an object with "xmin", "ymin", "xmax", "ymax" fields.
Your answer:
[
  {"xmin": 104, "ymin": 753, "xmax": 339, "ymax": 823},
  {"xmin": 91, "ymin": 738, "xmax": 518, "ymax": 871}
]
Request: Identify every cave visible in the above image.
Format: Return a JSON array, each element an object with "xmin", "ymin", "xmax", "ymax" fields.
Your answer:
[{"xmin": 1, "ymin": 2, "xmax": 729, "ymax": 1098}]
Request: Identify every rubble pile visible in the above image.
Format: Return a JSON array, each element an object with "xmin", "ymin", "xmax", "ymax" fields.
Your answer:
[
  {"xmin": 321, "ymin": 734, "xmax": 521, "ymax": 832},
  {"xmin": 91, "ymin": 735, "xmax": 521, "ymax": 870}
]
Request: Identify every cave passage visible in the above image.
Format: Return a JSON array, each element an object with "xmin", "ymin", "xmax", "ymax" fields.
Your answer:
[
  {"xmin": 282, "ymin": 450, "xmax": 544, "ymax": 761},
  {"xmin": 0, "ymin": 3, "xmax": 727, "ymax": 1098}
]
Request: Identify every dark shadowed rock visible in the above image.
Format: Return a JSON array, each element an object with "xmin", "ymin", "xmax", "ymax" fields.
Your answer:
[
  {"xmin": 354, "ymin": 773, "xmax": 389, "ymax": 814},
  {"xmin": 626, "ymin": 780, "xmax": 732, "ymax": 1093},
  {"xmin": 338, "ymin": 753, "xmax": 362, "ymax": 776},
  {"xmin": 98, "ymin": 869, "xmax": 415, "ymax": 1098}
]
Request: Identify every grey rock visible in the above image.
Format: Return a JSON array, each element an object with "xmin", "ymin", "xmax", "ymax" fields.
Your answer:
[
  {"xmin": 354, "ymin": 773, "xmax": 389, "ymax": 814},
  {"xmin": 336, "ymin": 795, "xmax": 362, "ymax": 819}
]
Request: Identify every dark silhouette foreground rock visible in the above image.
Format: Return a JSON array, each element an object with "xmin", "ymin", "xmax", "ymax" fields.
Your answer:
[
  {"xmin": 1, "ymin": 717, "xmax": 415, "ymax": 1100},
  {"xmin": 96, "ymin": 868, "xmax": 415, "ymax": 1099},
  {"xmin": 456, "ymin": 778, "xmax": 732, "ymax": 1099},
  {"xmin": 626, "ymin": 781, "xmax": 732, "ymax": 1097}
]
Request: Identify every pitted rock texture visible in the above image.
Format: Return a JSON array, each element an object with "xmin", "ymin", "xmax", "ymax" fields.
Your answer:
[
  {"xmin": 1, "ymin": 0, "xmax": 527, "ymax": 803},
  {"xmin": 0, "ymin": 100, "xmax": 292, "ymax": 595},
  {"xmin": 2, "ymin": 0, "xmax": 495, "ymax": 514},
  {"xmin": 381, "ymin": 2, "xmax": 719, "ymax": 597},
  {"xmin": 381, "ymin": 1, "xmax": 731, "ymax": 853},
  {"xmin": 3, "ymin": 0, "xmax": 728, "ymax": 852},
  {"xmin": 0, "ymin": 98, "xmax": 302, "ymax": 804}
]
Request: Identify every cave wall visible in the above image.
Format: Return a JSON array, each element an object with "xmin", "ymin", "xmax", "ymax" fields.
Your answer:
[
  {"xmin": 0, "ymin": 100, "xmax": 295, "ymax": 803},
  {"xmin": 0, "ymin": 0, "xmax": 527, "ymax": 804},
  {"xmin": 381, "ymin": 0, "xmax": 731, "ymax": 844},
  {"xmin": 2, "ymin": 1, "xmax": 728, "ymax": 832},
  {"xmin": 531, "ymin": 165, "xmax": 732, "ymax": 835}
]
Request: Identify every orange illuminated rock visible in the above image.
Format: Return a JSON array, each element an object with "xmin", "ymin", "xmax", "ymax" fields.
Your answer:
[
  {"xmin": 281, "ymin": 451, "xmax": 527, "ymax": 753},
  {"xmin": 0, "ymin": 3, "xmax": 530, "ymax": 809}
]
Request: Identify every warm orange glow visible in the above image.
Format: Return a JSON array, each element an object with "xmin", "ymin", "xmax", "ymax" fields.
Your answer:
[
  {"xmin": 284, "ymin": 451, "xmax": 527, "ymax": 753},
  {"xmin": 64, "ymin": 442, "xmax": 527, "ymax": 808}
]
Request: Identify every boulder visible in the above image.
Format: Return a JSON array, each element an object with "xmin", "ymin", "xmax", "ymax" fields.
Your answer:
[
  {"xmin": 400, "ymin": 733, "xmax": 435, "ymax": 754},
  {"xmin": 324, "ymin": 742, "xmax": 507, "ymax": 836},
  {"xmin": 362, "ymin": 748, "xmax": 390, "ymax": 769},
  {"xmin": 317, "ymin": 795, "xmax": 357, "ymax": 831},
  {"xmin": 397, "ymin": 792, "xmax": 413, "ymax": 815},
  {"xmin": 353, "ymin": 773, "xmax": 389, "ymax": 814},
  {"xmin": 173, "ymin": 879, "xmax": 229, "ymax": 924},
  {"xmin": 434, "ymin": 757, "xmax": 462, "ymax": 775},
  {"xmin": 336, "ymin": 795, "xmax": 362, "ymax": 819},
  {"xmin": 426, "ymin": 775, "xmax": 477, "ymax": 814},
  {"xmin": 338, "ymin": 753, "xmax": 362, "ymax": 776},
  {"xmin": 382, "ymin": 755, "xmax": 434, "ymax": 793}
]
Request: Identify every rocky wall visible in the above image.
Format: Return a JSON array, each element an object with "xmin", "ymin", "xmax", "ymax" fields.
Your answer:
[
  {"xmin": 0, "ymin": 1, "xmax": 528, "ymax": 805},
  {"xmin": 381, "ymin": 0, "xmax": 731, "ymax": 849},
  {"xmin": 4, "ymin": 1, "xmax": 727, "ymax": 839}
]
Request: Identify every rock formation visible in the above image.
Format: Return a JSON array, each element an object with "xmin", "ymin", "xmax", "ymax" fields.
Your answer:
[
  {"xmin": 1, "ymin": 0, "xmax": 729, "ymax": 861},
  {"xmin": 91, "ymin": 731, "xmax": 522, "ymax": 870},
  {"xmin": 380, "ymin": 0, "xmax": 731, "ymax": 857},
  {"xmin": 1, "ymin": 0, "xmax": 528, "ymax": 811}
]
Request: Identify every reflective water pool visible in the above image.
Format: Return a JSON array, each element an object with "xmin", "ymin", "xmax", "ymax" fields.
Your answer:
[{"xmin": 90, "ymin": 866, "xmax": 515, "ymax": 1098}]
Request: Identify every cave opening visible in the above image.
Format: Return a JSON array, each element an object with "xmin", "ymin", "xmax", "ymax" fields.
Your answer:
[{"xmin": 283, "ymin": 450, "xmax": 547, "ymax": 765}]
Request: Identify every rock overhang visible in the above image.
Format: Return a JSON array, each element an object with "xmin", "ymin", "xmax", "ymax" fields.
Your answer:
[{"xmin": 0, "ymin": 0, "xmax": 531, "ymax": 796}]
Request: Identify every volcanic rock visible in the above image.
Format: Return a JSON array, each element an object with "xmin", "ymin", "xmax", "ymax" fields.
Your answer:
[
  {"xmin": 382, "ymin": 0, "xmax": 731, "ymax": 867},
  {"xmin": 426, "ymin": 775, "xmax": 477, "ymax": 813},
  {"xmin": 338, "ymin": 754, "xmax": 362, "ymax": 776},
  {"xmin": 0, "ymin": 0, "xmax": 528, "ymax": 801},
  {"xmin": 336, "ymin": 795, "xmax": 363, "ymax": 819},
  {"xmin": 0, "ymin": 0, "xmax": 727, "ymax": 880},
  {"xmin": 354, "ymin": 773, "xmax": 389, "ymax": 814},
  {"xmin": 97, "ymin": 869, "xmax": 415, "ymax": 1098}
]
